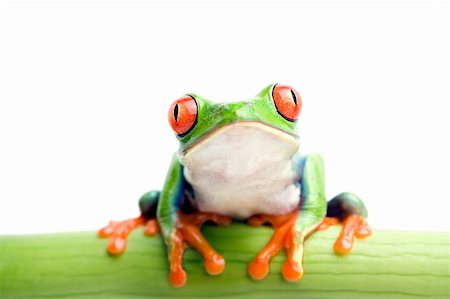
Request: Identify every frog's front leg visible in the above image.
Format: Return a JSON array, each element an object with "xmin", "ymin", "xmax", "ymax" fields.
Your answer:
[
  {"xmin": 158, "ymin": 155, "xmax": 231, "ymax": 287},
  {"xmin": 248, "ymin": 154, "xmax": 372, "ymax": 281},
  {"xmin": 248, "ymin": 154, "xmax": 327, "ymax": 281},
  {"xmin": 167, "ymin": 211, "xmax": 231, "ymax": 286}
]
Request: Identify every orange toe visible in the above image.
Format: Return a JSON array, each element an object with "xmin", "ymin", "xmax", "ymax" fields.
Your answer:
[
  {"xmin": 331, "ymin": 215, "xmax": 370, "ymax": 255},
  {"xmin": 355, "ymin": 222, "xmax": 372, "ymax": 239},
  {"xmin": 204, "ymin": 254, "xmax": 225, "ymax": 275},
  {"xmin": 248, "ymin": 258, "xmax": 269, "ymax": 280},
  {"xmin": 170, "ymin": 267, "xmax": 187, "ymax": 288},
  {"xmin": 107, "ymin": 236, "xmax": 127, "ymax": 255},
  {"xmin": 98, "ymin": 222, "xmax": 115, "ymax": 237},
  {"xmin": 144, "ymin": 219, "xmax": 159, "ymax": 236},
  {"xmin": 282, "ymin": 261, "xmax": 303, "ymax": 282},
  {"xmin": 334, "ymin": 235, "xmax": 354, "ymax": 255}
]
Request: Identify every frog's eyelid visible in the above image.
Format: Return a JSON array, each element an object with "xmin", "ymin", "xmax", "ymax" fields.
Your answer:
[{"xmin": 271, "ymin": 83, "xmax": 279, "ymax": 100}]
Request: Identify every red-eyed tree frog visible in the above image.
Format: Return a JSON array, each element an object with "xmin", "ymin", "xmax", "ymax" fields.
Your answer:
[{"xmin": 99, "ymin": 84, "xmax": 371, "ymax": 287}]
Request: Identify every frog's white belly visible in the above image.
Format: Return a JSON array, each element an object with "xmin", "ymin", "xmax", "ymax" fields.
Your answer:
[{"xmin": 181, "ymin": 122, "xmax": 301, "ymax": 219}]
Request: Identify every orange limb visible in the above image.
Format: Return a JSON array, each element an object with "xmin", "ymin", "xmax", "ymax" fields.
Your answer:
[
  {"xmin": 247, "ymin": 211, "xmax": 304, "ymax": 281},
  {"xmin": 282, "ymin": 228, "xmax": 304, "ymax": 282},
  {"xmin": 98, "ymin": 216, "xmax": 155, "ymax": 255},
  {"xmin": 169, "ymin": 230, "xmax": 186, "ymax": 288},
  {"xmin": 168, "ymin": 211, "xmax": 232, "ymax": 287},
  {"xmin": 317, "ymin": 215, "xmax": 372, "ymax": 255},
  {"xmin": 143, "ymin": 219, "xmax": 160, "ymax": 236},
  {"xmin": 316, "ymin": 217, "xmax": 339, "ymax": 230}
]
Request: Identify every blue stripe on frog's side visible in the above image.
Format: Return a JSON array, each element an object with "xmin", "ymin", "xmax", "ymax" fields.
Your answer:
[
  {"xmin": 294, "ymin": 154, "xmax": 327, "ymax": 234},
  {"xmin": 292, "ymin": 153, "xmax": 368, "ymax": 235}
]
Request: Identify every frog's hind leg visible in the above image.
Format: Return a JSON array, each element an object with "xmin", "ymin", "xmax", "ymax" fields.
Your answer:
[
  {"xmin": 317, "ymin": 192, "xmax": 372, "ymax": 255},
  {"xmin": 98, "ymin": 190, "xmax": 160, "ymax": 255}
]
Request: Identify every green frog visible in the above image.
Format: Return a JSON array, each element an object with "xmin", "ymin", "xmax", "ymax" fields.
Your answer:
[{"xmin": 99, "ymin": 83, "xmax": 371, "ymax": 287}]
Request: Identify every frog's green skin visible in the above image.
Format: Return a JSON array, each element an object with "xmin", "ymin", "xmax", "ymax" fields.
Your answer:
[{"xmin": 137, "ymin": 83, "xmax": 368, "ymax": 285}]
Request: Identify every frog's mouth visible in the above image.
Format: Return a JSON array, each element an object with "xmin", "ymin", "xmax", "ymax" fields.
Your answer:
[{"xmin": 181, "ymin": 121, "xmax": 299, "ymax": 163}]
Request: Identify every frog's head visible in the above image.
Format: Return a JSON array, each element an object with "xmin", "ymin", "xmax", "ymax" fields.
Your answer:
[{"xmin": 167, "ymin": 83, "xmax": 301, "ymax": 161}]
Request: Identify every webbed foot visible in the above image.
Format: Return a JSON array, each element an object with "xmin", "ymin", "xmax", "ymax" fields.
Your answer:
[
  {"xmin": 317, "ymin": 215, "xmax": 371, "ymax": 255},
  {"xmin": 247, "ymin": 211, "xmax": 304, "ymax": 282},
  {"xmin": 98, "ymin": 216, "xmax": 159, "ymax": 255},
  {"xmin": 99, "ymin": 191, "xmax": 160, "ymax": 255},
  {"xmin": 168, "ymin": 212, "xmax": 232, "ymax": 287}
]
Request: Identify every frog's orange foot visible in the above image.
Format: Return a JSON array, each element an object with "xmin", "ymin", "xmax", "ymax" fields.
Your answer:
[
  {"xmin": 168, "ymin": 212, "xmax": 232, "ymax": 288},
  {"xmin": 317, "ymin": 215, "xmax": 371, "ymax": 255},
  {"xmin": 247, "ymin": 211, "xmax": 303, "ymax": 282},
  {"xmin": 98, "ymin": 216, "xmax": 159, "ymax": 255}
]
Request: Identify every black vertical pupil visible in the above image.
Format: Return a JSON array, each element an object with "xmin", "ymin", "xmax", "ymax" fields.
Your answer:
[
  {"xmin": 174, "ymin": 104, "xmax": 179, "ymax": 122},
  {"xmin": 290, "ymin": 90, "xmax": 297, "ymax": 106}
]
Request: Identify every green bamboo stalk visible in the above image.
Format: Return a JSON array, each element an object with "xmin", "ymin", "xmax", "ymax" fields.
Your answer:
[{"xmin": 0, "ymin": 224, "xmax": 449, "ymax": 299}]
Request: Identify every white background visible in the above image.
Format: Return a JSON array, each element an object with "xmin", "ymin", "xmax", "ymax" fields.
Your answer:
[{"xmin": 0, "ymin": 0, "xmax": 448, "ymax": 234}]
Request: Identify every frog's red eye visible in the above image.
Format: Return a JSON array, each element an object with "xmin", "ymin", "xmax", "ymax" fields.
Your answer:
[
  {"xmin": 272, "ymin": 84, "xmax": 302, "ymax": 122},
  {"xmin": 168, "ymin": 95, "xmax": 198, "ymax": 136}
]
